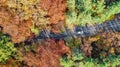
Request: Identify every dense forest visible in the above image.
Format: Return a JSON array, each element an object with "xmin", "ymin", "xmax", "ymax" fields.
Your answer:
[{"xmin": 0, "ymin": 0, "xmax": 120, "ymax": 67}]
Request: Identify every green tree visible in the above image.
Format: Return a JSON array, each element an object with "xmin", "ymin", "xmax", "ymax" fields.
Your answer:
[
  {"xmin": 66, "ymin": 0, "xmax": 120, "ymax": 26},
  {"xmin": 0, "ymin": 33, "xmax": 17, "ymax": 63}
]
